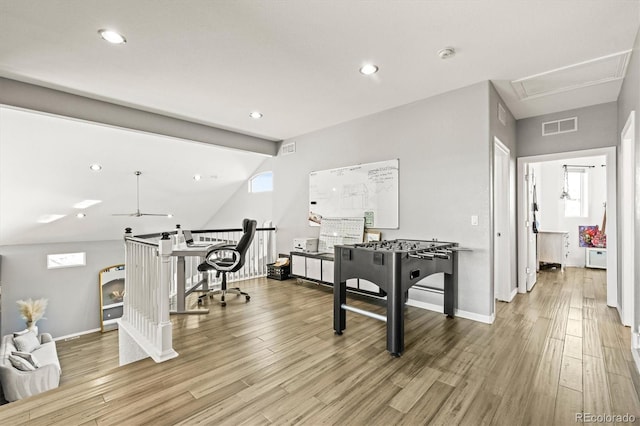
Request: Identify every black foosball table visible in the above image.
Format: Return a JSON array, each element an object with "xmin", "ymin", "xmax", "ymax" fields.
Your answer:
[{"xmin": 333, "ymin": 239, "xmax": 463, "ymax": 357}]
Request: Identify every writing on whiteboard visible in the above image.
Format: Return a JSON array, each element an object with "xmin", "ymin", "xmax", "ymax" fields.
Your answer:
[{"xmin": 309, "ymin": 159, "xmax": 399, "ymax": 228}]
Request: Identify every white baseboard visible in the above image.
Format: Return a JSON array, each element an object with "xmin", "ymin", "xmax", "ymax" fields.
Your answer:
[
  {"xmin": 456, "ymin": 309, "xmax": 495, "ymax": 324},
  {"xmin": 54, "ymin": 328, "xmax": 101, "ymax": 342},
  {"xmin": 406, "ymin": 299, "xmax": 443, "ymax": 314},
  {"xmin": 406, "ymin": 300, "xmax": 495, "ymax": 324},
  {"xmin": 509, "ymin": 287, "xmax": 518, "ymax": 302}
]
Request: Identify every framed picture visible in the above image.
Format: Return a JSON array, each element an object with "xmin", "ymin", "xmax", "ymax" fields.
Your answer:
[{"xmin": 365, "ymin": 230, "xmax": 381, "ymax": 242}]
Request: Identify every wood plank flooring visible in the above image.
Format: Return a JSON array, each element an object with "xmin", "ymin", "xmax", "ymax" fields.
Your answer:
[{"xmin": 0, "ymin": 267, "xmax": 639, "ymax": 425}]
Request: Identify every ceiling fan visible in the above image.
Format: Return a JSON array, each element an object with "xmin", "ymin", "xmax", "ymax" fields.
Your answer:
[{"xmin": 112, "ymin": 171, "xmax": 172, "ymax": 217}]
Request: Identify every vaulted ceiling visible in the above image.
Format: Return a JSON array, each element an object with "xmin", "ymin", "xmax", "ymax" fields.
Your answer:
[{"xmin": 0, "ymin": 1, "xmax": 638, "ymax": 245}]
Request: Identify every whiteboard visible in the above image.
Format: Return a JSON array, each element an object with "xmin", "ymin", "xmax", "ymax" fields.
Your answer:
[{"xmin": 309, "ymin": 159, "xmax": 399, "ymax": 228}]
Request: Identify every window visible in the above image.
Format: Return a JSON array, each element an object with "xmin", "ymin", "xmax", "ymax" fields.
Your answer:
[
  {"xmin": 248, "ymin": 171, "xmax": 273, "ymax": 193},
  {"xmin": 47, "ymin": 252, "xmax": 86, "ymax": 269},
  {"xmin": 564, "ymin": 168, "xmax": 588, "ymax": 217}
]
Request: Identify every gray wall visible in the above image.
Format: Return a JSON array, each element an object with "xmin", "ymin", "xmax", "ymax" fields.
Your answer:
[
  {"xmin": 617, "ymin": 28, "xmax": 640, "ymax": 331},
  {"xmin": 517, "ymin": 102, "xmax": 618, "ymax": 158},
  {"xmin": 489, "ymin": 83, "xmax": 518, "ymax": 295},
  {"xmin": 270, "ymin": 81, "xmax": 494, "ymax": 318},
  {"xmin": 0, "ymin": 240, "xmax": 124, "ymax": 338}
]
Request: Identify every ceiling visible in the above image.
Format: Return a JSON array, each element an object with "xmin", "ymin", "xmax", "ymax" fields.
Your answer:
[
  {"xmin": 0, "ymin": 107, "xmax": 267, "ymax": 245},
  {"xmin": 0, "ymin": 1, "xmax": 639, "ymax": 245}
]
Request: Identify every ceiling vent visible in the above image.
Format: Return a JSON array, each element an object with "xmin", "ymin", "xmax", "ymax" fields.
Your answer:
[
  {"xmin": 511, "ymin": 50, "xmax": 631, "ymax": 101},
  {"xmin": 281, "ymin": 142, "xmax": 296, "ymax": 155},
  {"xmin": 542, "ymin": 117, "xmax": 577, "ymax": 136}
]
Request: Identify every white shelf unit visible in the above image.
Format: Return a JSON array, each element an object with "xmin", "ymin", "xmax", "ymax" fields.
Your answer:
[{"xmin": 585, "ymin": 247, "xmax": 607, "ymax": 269}]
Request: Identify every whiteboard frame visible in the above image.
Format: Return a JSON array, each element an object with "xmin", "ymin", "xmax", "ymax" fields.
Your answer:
[{"xmin": 308, "ymin": 158, "xmax": 399, "ymax": 229}]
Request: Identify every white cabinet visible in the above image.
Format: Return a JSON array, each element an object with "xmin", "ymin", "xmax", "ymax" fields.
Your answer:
[
  {"xmin": 291, "ymin": 254, "xmax": 307, "ymax": 276},
  {"xmin": 586, "ymin": 248, "xmax": 607, "ymax": 269},
  {"xmin": 290, "ymin": 251, "xmax": 383, "ymax": 296},
  {"xmin": 306, "ymin": 257, "xmax": 322, "ymax": 280},
  {"xmin": 537, "ymin": 231, "xmax": 569, "ymax": 272}
]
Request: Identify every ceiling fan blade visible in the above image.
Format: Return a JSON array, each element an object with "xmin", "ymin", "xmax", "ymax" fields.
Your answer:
[
  {"xmin": 111, "ymin": 213, "xmax": 137, "ymax": 217},
  {"xmin": 139, "ymin": 213, "xmax": 172, "ymax": 217}
]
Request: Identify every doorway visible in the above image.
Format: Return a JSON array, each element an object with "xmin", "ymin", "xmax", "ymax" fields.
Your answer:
[{"xmin": 517, "ymin": 147, "xmax": 618, "ymax": 318}]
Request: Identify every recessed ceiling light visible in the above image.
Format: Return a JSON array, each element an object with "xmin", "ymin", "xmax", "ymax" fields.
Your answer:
[
  {"xmin": 193, "ymin": 174, "xmax": 202, "ymax": 181},
  {"xmin": 359, "ymin": 64, "xmax": 379, "ymax": 75},
  {"xmin": 73, "ymin": 200, "xmax": 102, "ymax": 209},
  {"xmin": 98, "ymin": 29, "xmax": 126, "ymax": 44},
  {"xmin": 438, "ymin": 47, "xmax": 456, "ymax": 59},
  {"xmin": 76, "ymin": 213, "xmax": 86, "ymax": 219},
  {"xmin": 249, "ymin": 111, "xmax": 263, "ymax": 119},
  {"xmin": 167, "ymin": 214, "xmax": 174, "ymax": 218},
  {"xmin": 89, "ymin": 164, "xmax": 102, "ymax": 171},
  {"xmin": 37, "ymin": 214, "xmax": 66, "ymax": 224}
]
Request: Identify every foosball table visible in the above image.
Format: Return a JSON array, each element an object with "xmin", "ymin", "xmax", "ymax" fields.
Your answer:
[{"xmin": 333, "ymin": 239, "xmax": 463, "ymax": 357}]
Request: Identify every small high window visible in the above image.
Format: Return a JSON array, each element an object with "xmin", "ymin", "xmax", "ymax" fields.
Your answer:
[
  {"xmin": 47, "ymin": 252, "xmax": 86, "ymax": 269},
  {"xmin": 248, "ymin": 171, "xmax": 273, "ymax": 193}
]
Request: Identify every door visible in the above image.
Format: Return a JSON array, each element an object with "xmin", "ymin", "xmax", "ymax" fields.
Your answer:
[
  {"xmin": 526, "ymin": 166, "xmax": 538, "ymax": 291},
  {"xmin": 494, "ymin": 138, "xmax": 511, "ymax": 302}
]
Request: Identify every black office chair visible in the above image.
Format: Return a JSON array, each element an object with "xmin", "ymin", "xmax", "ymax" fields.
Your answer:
[{"xmin": 197, "ymin": 218, "xmax": 257, "ymax": 306}]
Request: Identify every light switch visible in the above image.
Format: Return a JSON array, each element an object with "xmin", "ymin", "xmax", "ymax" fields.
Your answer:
[{"xmin": 471, "ymin": 215, "xmax": 479, "ymax": 226}]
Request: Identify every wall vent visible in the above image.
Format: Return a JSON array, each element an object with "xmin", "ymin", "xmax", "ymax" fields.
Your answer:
[
  {"xmin": 542, "ymin": 117, "xmax": 578, "ymax": 136},
  {"xmin": 281, "ymin": 142, "xmax": 296, "ymax": 155}
]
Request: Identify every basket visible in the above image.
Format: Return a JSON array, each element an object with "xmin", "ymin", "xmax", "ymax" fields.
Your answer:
[{"xmin": 267, "ymin": 263, "xmax": 290, "ymax": 280}]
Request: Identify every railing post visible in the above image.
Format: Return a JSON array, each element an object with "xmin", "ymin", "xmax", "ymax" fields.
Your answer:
[{"xmin": 157, "ymin": 232, "xmax": 176, "ymax": 359}]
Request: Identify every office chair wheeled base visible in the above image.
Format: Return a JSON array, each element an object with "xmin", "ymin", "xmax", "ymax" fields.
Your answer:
[{"xmin": 197, "ymin": 287, "xmax": 250, "ymax": 306}]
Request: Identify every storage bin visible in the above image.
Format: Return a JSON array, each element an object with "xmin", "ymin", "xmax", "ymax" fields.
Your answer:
[{"xmin": 267, "ymin": 263, "xmax": 290, "ymax": 280}]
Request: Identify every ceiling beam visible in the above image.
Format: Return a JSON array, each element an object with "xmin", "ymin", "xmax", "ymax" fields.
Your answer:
[{"xmin": 0, "ymin": 77, "xmax": 278, "ymax": 156}]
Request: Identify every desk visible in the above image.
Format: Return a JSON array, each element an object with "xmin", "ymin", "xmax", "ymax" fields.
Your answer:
[{"xmin": 171, "ymin": 244, "xmax": 219, "ymax": 314}]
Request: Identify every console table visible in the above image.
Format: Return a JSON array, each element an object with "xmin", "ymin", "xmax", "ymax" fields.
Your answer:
[{"xmin": 289, "ymin": 251, "xmax": 385, "ymax": 297}]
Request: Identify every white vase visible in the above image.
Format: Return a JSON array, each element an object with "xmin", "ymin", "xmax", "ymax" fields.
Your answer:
[{"xmin": 26, "ymin": 322, "xmax": 38, "ymax": 335}]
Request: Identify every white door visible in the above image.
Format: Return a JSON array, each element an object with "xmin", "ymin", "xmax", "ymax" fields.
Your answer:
[
  {"xmin": 526, "ymin": 166, "xmax": 538, "ymax": 291},
  {"xmin": 621, "ymin": 111, "xmax": 635, "ymax": 327},
  {"xmin": 494, "ymin": 138, "xmax": 511, "ymax": 302}
]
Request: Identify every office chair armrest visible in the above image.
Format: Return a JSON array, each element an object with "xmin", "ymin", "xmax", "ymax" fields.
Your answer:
[{"xmin": 205, "ymin": 247, "xmax": 242, "ymax": 272}]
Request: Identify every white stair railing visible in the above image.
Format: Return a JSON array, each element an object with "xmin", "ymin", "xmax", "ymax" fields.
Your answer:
[
  {"xmin": 119, "ymin": 231, "xmax": 177, "ymax": 365},
  {"xmin": 119, "ymin": 225, "xmax": 277, "ymax": 364}
]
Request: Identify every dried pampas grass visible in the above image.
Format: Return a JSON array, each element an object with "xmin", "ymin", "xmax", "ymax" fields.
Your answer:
[{"xmin": 16, "ymin": 298, "xmax": 48, "ymax": 323}]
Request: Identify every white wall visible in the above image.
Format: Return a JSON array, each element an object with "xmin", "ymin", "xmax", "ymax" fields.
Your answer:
[
  {"xmin": 202, "ymin": 157, "xmax": 275, "ymax": 229},
  {"xmin": 617, "ymin": 27, "xmax": 640, "ymax": 336},
  {"xmin": 535, "ymin": 156, "xmax": 607, "ymax": 267}
]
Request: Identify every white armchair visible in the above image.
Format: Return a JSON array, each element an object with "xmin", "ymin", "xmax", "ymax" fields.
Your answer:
[{"xmin": 0, "ymin": 333, "xmax": 61, "ymax": 402}]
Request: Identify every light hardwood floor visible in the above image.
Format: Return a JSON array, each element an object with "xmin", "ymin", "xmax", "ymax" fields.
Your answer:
[{"xmin": 0, "ymin": 267, "xmax": 638, "ymax": 425}]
